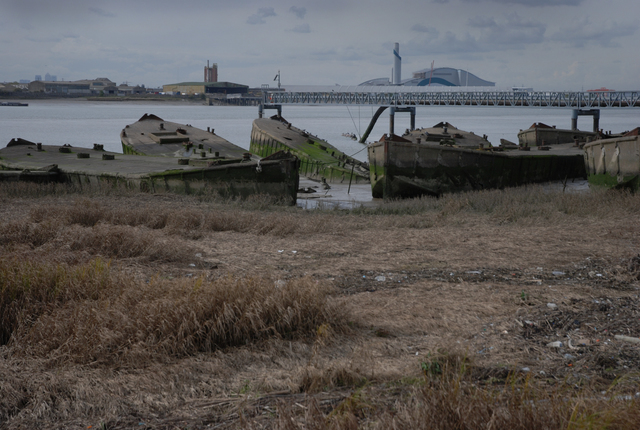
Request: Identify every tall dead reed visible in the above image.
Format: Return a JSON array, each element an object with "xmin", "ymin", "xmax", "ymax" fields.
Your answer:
[
  {"xmin": 0, "ymin": 258, "xmax": 117, "ymax": 344},
  {"xmin": 4, "ymin": 258, "xmax": 347, "ymax": 365}
]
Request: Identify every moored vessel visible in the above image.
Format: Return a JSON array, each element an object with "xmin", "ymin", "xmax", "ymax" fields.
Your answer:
[{"xmin": 0, "ymin": 102, "xmax": 28, "ymax": 107}]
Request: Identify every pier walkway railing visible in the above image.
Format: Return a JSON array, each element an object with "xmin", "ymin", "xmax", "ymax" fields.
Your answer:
[{"xmin": 262, "ymin": 87, "xmax": 640, "ymax": 108}]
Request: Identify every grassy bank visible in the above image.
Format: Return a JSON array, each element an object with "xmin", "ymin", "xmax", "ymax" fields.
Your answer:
[{"xmin": 1, "ymin": 181, "xmax": 639, "ymax": 428}]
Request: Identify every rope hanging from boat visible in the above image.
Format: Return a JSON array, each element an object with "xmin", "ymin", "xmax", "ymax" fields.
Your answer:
[{"xmin": 346, "ymin": 106, "xmax": 362, "ymax": 141}]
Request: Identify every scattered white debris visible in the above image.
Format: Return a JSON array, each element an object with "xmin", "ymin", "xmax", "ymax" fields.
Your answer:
[
  {"xmin": 552, "ymin": 271, "xmax": 565, "ymax": 276},
  {"xmin": 375, "ymin": 276, "xmax": 386, "ymax": 282},
  {"xmin": 615, "ymin": 335, "xmax": 640, "ymax": 344},
  {"xmin": 547, "ymin": 303, "xmax": 558, "ymax": 310},
  {"xmin": 547, "ymin": 341, "xmax": 563, "ymax": 348}
]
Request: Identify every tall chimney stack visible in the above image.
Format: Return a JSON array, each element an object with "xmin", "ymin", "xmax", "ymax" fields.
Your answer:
[{"xmin": 393, "ymin": 43, "xmax": 401, "ymax": 85}]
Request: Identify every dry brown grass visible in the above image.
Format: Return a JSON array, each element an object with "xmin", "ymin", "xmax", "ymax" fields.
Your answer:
[
  {"xmin": 1, "ymin": 257, "xmax": 346, "ymax": 366},
  {"xmin": 267, "ymin": 350, "xmax": 640, "ymax": 429},
  {"xmin": 0, "ymin": 258, "xmax": 117, "ymax": 344},
  {"xmin": 2, "ymin": 181, "xmax": 640, "ymax": 428}
]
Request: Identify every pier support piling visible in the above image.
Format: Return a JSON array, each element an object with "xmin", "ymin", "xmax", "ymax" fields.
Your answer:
[
  {"xmin": 571, "ymin": 109, "xmax": 600, "ymax": 132},
  {"xmin": 389, "ymin": 107, "xmax": 416, "ymax": 137},
  {"xmin": 259, "ymin": 103, "xmax": 282, "ymax": 119}
]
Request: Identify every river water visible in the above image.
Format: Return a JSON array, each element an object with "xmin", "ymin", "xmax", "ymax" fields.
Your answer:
[{"xmin": 1, "ymin": 99, "xmax": 638, "ymax": 165}]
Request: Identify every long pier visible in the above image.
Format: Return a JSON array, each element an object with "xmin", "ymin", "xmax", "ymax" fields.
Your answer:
[
  {"xmin": 259, "ymin": 86, "xmax": 639, "ymax": 143},
  {"xmin": 262, "ymin": 87, "xmax": 640, "ymax": 108}
]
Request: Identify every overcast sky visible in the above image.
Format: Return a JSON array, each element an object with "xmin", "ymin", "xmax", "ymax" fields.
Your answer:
[{"xmin": 1, "ymin": 0, "xmax": 638, "ymax": 91}]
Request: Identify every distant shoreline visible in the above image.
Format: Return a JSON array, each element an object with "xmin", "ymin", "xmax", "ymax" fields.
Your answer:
[
  {"xmin": 0, "ymin": 93, "xmax": 204, "ymax": 103},
  {"xmin": 85, "ymin": 96, "xmax": 204, "ymax": 104},
  {"xmin": 0, "ymin": 94, "xmax": 256, "ymax": 106}
]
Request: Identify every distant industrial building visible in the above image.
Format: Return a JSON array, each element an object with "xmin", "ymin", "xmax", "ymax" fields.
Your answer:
[
  {"xmin": 359, "ymin": 43, "xmax": 495, "ymax": 87},
  {"xmin": 204, "ymin": 61, "xmax": 218, "ymax": 83},
  {"xmin": 164, "ymin": 61, "xmax": 247, "ymax": 96},
  {"xmin": 162, "ymin": 81, "xmax": 248, "ymax": 96},
  {"xmin": 29, "ymin": 78, "xmax": 118, "ymax": 94}
]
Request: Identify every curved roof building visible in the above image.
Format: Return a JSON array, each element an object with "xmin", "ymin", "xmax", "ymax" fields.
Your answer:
[
  {"xmin": 359, "ymin": 43, "xmax": 495, "ymax": 87},
  {"xmin": 359, "ymin": 67, "xmax": 494, "ymax": 87},
  {"xmin": 405, "ymin": 67, "xmax": 494, "ymax": 87}
]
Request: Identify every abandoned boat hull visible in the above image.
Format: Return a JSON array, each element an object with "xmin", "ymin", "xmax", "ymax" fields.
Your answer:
[
  {"xmin": 583, "ymin": 134, "xmax": 640, "ymax": 190},
  {"xmin": 1, "ymin": 139, "xmax": 300, "ymax": 204},
  {"xmin": 250, "ymin": 117, "xmax": 369, "ymax": 184},
  {"xmin": 518, "ymin": 123, "xmax": 599, "ymax": 147},
  {"xmin": 368, "ymin": 138, "xmax": 586, "ymax": 199},
  {"xmin": 121, "ymin": 113, "xmax": 257, "ymax": 161},
  {"xmin": 401, "ymin": 122, "xmax": 492, "ymax": 148}
]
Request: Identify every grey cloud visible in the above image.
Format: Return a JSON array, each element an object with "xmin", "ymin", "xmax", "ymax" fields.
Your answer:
[
  {"xmin": 258, "ymin": 7, "xmax": 276, "ymax": 17},
  {"xmin": 302, "ymin": 47, "xmax": 366, "ymax": 63},
  {"xmin": 405, "ymin": 31, "xmax": 481, "ymax": 56},
  {"xmin": 550, "ymin": 18, "xmax": 636, "ymax": 48},
  {"xmin": 289, "ymin": 6, "xmax": 307, "ymax": 19},
  {"xmin": 246, "ymin": 7, "xmax": 276, "ymax": 25},
  {"xmin": 291, "ymin": 23, "xmax": 310, "ymax": 33},
  {"xmin": 88, "ymin": 7, "xmax": 116, "ymax": 18},
  {"xmin": 431, "ymin": 0, "xmax": 449, "ymax": 3},
  {"xmin": 475, "ymin": 13, "xmax": 546, "ymax": 46},
  {"xmin": 462, "ymin": 0, "xmax": 583, "ymax": 5},
  {"xmin": 467, "ymin": 16, "xmax": 497, "ymax": 29},
  {"xmin": 411, "ymin": 24, "xmax": 439, "ymax": 40},
  {"xmin": 406, "ymin": 13, "xmax": 545, "ymax": 56},
  {"xmin": 411, "ymin": 24, "xmax": 437, "ymax": 33}
]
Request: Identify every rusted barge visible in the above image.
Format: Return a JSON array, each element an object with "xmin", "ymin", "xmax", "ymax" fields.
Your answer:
[
  {"xmin": 583, "ymin": 128, "xmax": 640, "ymax": 190},
  {"xmin": 250, "ymin": 116, "xmax": 369, "ymax": 184},
  {"xmin": 0, "ymin": 138, "xmax": 300, "ymax": 204},
  {"xmin": 368, "ymin": 122, "xmax": 586, "ymax": 199},
  {"xmin": 121, "ymin": 113, "xmax": 257, "ymax": 161},
  {"xmin": 517, "ymin": 122, "xmax": 599, "ymax": 147}
]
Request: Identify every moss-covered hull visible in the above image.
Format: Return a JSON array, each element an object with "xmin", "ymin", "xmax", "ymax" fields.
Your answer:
[
  {"xmin": 2, "ymin": 139, "xmax": 300, "ymax": 204},
  {"xmin": 250, "ymin": 117, "xmax": 369, "ymax": 184},
  {"xmin": 583, "ymin": 135, "xmax": 640, "ymax": 191},
  {"xmin": 368, "ymin": 138, "xmax": 586, "ymax": 199}
]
